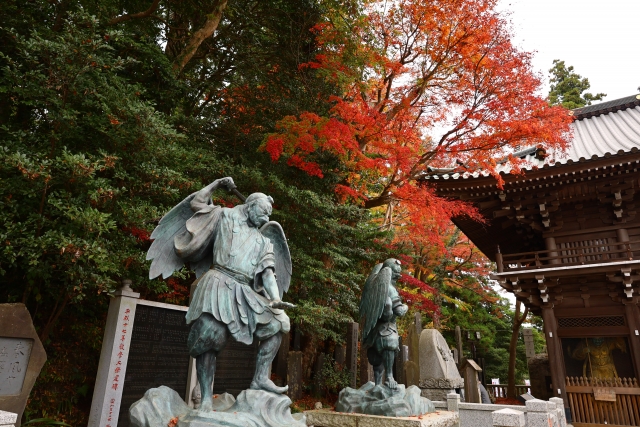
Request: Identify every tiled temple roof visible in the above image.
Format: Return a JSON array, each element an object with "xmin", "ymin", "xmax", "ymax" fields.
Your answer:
[{"xmin": 425, "ymin": 95, "xmax": 640, "ymax": 182}]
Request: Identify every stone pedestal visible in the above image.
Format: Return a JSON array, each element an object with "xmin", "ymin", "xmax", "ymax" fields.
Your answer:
[
  {"xmin": 130, "ymin": 386, "xmax": 305, "ymax": 427},
  {"xmin": 305, "ymin": 409, "xmax": 459, "ymax": 427},
  {"xmin": 336, "ymin": 382, "xmax": 434, "ymax": 417},
  {"xmin": 418, "ymin": 330, "xmax": 464, "ymax": 401}
]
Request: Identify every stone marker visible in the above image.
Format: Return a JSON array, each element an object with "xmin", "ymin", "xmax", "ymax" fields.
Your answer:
[
  {"xmin": 287, "ymin": 351, "xmax": 303, "ymax": 401},
  {"xmin": 345, "ymin": 323, "xmax": 358, "ymax": 388},
  {"xmin": 522, "ymin": 328, "xmax": 535, "ymax": 360},
  {"xmin": 0, "ymin": 411, "xmax": 18, "ymax": 427},
  {"xmin": 404, "ymin": 315, "xmax": 421, "ymax": 387},
  {"xmin": 491, "ymin": 408, "xmax": 525, "ymax": 427},
  {"xmin": 460, "ymin": 359, "xmax": 482, "ymax": 403},
  {"xmin": 418, "ymin": 329, "xmax": 464, "ymax": 401},
  {"xmin": 0, "ymin": 304, "xmax": 47, "ymax": 426},
  {"xmin": 89, "ymin": 283, "xmax": 140, "ymax": 427}
]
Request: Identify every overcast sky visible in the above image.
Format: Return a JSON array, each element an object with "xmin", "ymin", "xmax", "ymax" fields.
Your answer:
[{"xmin": 497, "ymin": 0, "xmax": 640, "ymax": 102}]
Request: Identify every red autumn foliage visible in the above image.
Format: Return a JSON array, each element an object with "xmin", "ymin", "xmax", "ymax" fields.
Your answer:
[
  {"xmin": 262, "ymin": 0, "xmax": 572, "ymax": 247},
  {"xmin": 397, "ymin": 274, "xmax": 440, "ymax": 315},
  {"xmin": 122, "ymin": 226, "xmax": 150, "ymax": 242},
  {"xmin": 157, "ymin": 278, "xmax": 190, "ymax": 305}
]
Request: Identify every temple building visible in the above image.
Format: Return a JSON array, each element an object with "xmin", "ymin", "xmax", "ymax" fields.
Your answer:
[{"xmin": 425, "ymin": 95, "xmax": 640, "ymax": 423}]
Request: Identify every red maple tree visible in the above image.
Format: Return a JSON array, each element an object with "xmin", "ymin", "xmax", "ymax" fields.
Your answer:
[{"xmin": 263, "ymin": 0, "xmax": 572, "ymax": 248}]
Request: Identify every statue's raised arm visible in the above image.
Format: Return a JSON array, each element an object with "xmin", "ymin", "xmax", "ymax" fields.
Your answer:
[{"xmin": 146, "ymin": 177, "xmax": 235, "ymax": 280}]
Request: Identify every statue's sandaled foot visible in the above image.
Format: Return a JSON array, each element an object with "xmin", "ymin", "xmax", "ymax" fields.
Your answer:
[
  {"xmin": 385, "ymin": 377, "xmax": 398, "ymax": 390},
  {"xmin": 250, "ymin": 379, "xmax": 289, "ymax": 394},
  {"xmin": 198, "ymin": 398, "xmax": 214, "ymax": 412}
]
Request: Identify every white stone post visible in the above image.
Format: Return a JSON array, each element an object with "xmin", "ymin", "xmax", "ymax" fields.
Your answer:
[
  {"xmin": 0, "ymin": 411, "xmax": 17, "ymax": 427},
  {"xmin": 492, "ymin": 408, "xmax": 525, "ymax": 427},
  {"xmin": 549, "ymin": 397, "xmax": 566, "ymax": 427},
  {"xmin": 447, "ymin": 392, "xmax": 460, "ymax": 412},
  {"xmin": 525, "ymin": 399, "xmax": 557, "ymax": 427},
  {"xmin": 88, "ymin": 281, "xmax": 140, "ymax": 427}
]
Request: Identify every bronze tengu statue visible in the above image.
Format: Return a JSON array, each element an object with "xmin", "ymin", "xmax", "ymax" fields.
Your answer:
[
  {"xmin": 360, "ymin": 258, "xmax": 408, "ymax": 389},
  {"xmin": 146, "ymin": 177, "xmax": 295, "ymax": 411}
]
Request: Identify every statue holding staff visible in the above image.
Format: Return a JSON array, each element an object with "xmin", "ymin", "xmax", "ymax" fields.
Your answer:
[{"xmin": 146, "ymin": 177, "xmax": 294, "ymax": 411}]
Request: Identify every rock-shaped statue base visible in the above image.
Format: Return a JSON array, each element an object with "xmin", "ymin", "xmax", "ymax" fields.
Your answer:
[
  {"xmin": 335, "ymin": 382, "xmax": 435, "ymax": 417},
  {"xmin": 130, "ymin": 386, "xmax": 305, "ymax": 427}
]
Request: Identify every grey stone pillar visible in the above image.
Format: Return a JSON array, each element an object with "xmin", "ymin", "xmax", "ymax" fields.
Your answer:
[
  {"xmin": 525, "ymin": 399, "xmax": 557, "ymax": 427},
  {"xmin": 549, "ymin": 397, "xmax": 567, "ymax": 427},
  {"xmin": 88, "ymin": 280, "xmax": 140, "ymax": 427},
  {"xmin": 492, "ymin": 408, "xmax": 525, "ymax": 427},
  {"xmin": 446, "ymin": 392, "xmax": 460, "ymax": 412}
]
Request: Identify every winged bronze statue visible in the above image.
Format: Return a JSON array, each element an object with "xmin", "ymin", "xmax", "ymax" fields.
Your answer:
[
  {"xmin": 146, "ymin": 177, "xmax": 294, "ymax": 411},
  {"xmin": 360, "ymin": 258, "xmax": 408, "ymax": 389}
]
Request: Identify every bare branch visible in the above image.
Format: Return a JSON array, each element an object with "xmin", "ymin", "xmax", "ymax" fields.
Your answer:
[{"xmin": 109, "ymin": 0, "xmax": 161, "ymax": 25}]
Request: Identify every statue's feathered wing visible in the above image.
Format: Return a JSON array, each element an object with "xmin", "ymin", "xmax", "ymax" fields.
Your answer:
[
  {"xmin": 147, "ymin": 192, "xmax": 218, "ymax": 280},
  {"xmin": 360, "ymin": 263, "xmax": 391, "ymax": 344},
  {"xmin": 260, "ymin": 221, "xmax": 292, "ymax": 299}
]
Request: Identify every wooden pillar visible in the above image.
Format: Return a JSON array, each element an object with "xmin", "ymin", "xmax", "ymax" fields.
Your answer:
[
  {"xmin": 545, "ymin": 237, "xmax": 560, "ymax": 265},
  {"xmin": 624, "ymin": 303, "xmax": 640, "ymax": 377},
  {"xmin": 617, "ymin": 228, "xmax": 631, "ymax": 259},
  {"xmin": 541, "ymin": 305, "xmax": 567, "ymax": 404}
]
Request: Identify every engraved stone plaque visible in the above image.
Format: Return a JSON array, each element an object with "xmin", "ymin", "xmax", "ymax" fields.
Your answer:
[
  {"xmin": 0, "ymin": 338, "xmax": 34, "ymax": 396},
  {"xmin": 117, "ymin": 304, "xmax": 191, "ymax": 427}
]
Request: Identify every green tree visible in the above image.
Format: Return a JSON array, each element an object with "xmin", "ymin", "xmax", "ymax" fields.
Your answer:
[
  {"xmin": 0, "ymin": 1, "xmax": 385, "ymax": 423},
  {"xmin": 548, "ymin": 59, "xmax": 606, "ymax": 109}
]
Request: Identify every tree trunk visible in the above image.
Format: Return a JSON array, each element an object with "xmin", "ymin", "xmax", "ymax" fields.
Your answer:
[
  {"xmin": 172, "ymin": 0, "xmax": 229, "ymax": 74},
  {"xmin": 39, "ymin": 293, "xmax": 70, "ymax": 344},
  {"xmin": 507, "ymin": 300, "xmax": 529, "ymax": 399}
]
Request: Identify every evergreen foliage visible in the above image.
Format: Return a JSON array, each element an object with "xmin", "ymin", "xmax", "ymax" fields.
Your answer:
[{"xmin": 548, "ymin": 59, "xmax": 606, "ymax": 109}]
